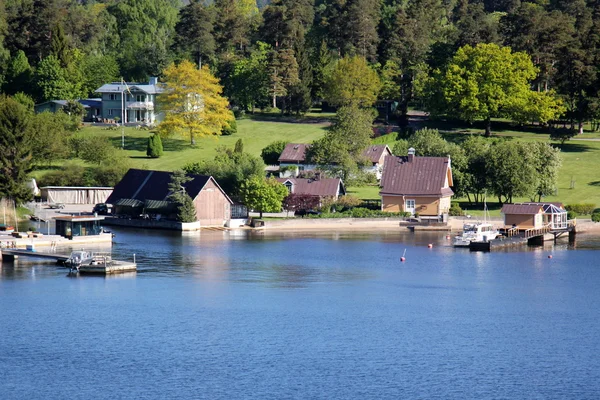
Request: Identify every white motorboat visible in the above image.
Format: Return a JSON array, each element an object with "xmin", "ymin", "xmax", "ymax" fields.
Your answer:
[
  {"xmin": 453, "ymin": 223, "xmax": 500, "ymax": 247},
  {"xmin": 64, "ymin": 250, "xmax": 94, "ymax": 271}
]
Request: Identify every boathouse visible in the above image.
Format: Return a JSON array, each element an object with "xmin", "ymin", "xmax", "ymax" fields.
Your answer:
[
  {"xmin": 55, "ymin": 215, "xmax": 105, "ymax": 239},
  {"xmin": 379, "ymin": 148, "xmax": 453, "ymax": 217},
  {"xmin": 106, "ymin": 169, "xmax": 233, "ymax": 226},
  {"xmin": 501, "ymin": 203, "xmax": 568, "ymax": 230},
  {"xmin": 40, "ymin": 186, "xmax": 113, "ymax": 205}
]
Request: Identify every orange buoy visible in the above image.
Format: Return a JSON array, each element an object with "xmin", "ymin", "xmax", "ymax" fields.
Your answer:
[
  {"xmin": 428, "ymin": 244, "xmax": 433, "ymax": 248},
  {"xmin": 400, "ymin": 257, "xmax": 406, "ymax": 262},
  {"xmin": 446, "ymin": 235, "xmax": 451, "ymax": 240}
]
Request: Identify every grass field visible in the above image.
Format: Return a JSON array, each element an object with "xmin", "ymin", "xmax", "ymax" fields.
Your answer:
[{"xmin": 76, "ymin": 119, "xmax": 328, "ymax": 171}]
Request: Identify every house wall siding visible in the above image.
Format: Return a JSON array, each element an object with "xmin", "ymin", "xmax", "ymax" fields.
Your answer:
[
  {"xmin": 504, "ymin": 214, "xmax": 541, "ymax": 229},
  {"xmin": 382, "ymin": 196, "xmax": 442, "ymax": 216},
  {"xmin": 193, "ymin": 179, "xmax": 231, "ymax": 226}
]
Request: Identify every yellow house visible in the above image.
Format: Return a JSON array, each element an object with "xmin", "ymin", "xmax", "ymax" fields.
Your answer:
[{"xmin": 379, "ymin": 148, "xmax": 454, "ymax": 216}]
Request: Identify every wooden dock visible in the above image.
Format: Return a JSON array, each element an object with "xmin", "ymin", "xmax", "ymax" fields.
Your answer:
[
  {"xmin": 0, "ymin": 249, "xmax": 137, "ymax": 274},
  {"xmin": 470, "ymin": 222, "xmax": 577, "ymax": 252}
]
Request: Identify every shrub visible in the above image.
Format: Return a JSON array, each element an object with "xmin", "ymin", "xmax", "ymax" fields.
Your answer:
[
  {"xmin": 233, "ymin": 109, "xmax": 245, "ymax": 119},
  {"xmin": 262, "ymin": 106, "xmax": 280, "ymax": 114},
  {"xmin": 38, "ymin": 163, "xmax": 86, "ymax": 186},
  {"xmin": 449, "ymin": 202, "xmax": 463, "ymax": 216},
  {"xmin": 336, "ymin": 195, "xmax": 362, "ymax": 211},
  {"xmin": 79, "ymin": 136, "xmax": 119, "ymax": 164},
  {"xmin": 222, "ymin": 118, "xmax": 237, "ymax": 135},
  {"xmin": 592, "ymin": 213, "xmax": 600, "ymax": 222},
  {"xmin": 261, "ymin": 140, "xmax": 289, "ymax": 165},
  {"xmin": 308, "ymin": 207, "xmax": 410, "ymax": 218},
  {"xmin": 565, "ymin": 203, "xmax": 596, "ymax": 215},
  {"xmin": 567, "ymin": 210, "xmax": 579, "ymax": 219},
  {"xmin": 146, "ymin": 133, "xmax": 163, "ymax": 158}
]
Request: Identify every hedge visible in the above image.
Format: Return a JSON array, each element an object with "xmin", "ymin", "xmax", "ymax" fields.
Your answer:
[
  {"xmin": 565, "ymin": 203, "xmax": 596, "ymax": 215},
  {"xmin": 307, "ymin": 207, "xmax": 410, "ymax": 219}
]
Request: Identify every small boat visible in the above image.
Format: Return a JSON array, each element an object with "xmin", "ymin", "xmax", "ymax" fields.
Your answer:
[
  {"xmin": 454, "ymin": 197, "xmax": 499, "ymax": 247},
  {"xmin": 64, "ymin": 250, "xmax": 94, "ymax": 271},
  {"xmin": 453, "ymin": 223, "xmax": 500, "ymax": 247}
]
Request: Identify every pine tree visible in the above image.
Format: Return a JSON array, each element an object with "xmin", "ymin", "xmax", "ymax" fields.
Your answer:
[
  {"xmin": 146, "ymin": 134, "xmax": 164, "ymax": 158},
  {"xmin": 0, "ymin": 97, "xmax": 34, "ymax": 203},
  {"xmin": 173, "ymin": 0, "xmax": 216, "ymax": 68},
  {"xmin": 167, "ymin": 170, "xmax": 197, "ymax": 222}
]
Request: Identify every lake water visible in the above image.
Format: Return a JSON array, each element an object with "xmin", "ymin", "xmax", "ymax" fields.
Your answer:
[{"xmin": 1, "ymin": 228, "xmax": 600, "ymax": 399}]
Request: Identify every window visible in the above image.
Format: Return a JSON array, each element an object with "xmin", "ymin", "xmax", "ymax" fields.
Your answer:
[
  {"xmin": 107, "ymin": 109, "xmax": 113, "ymax": 116},
  {"xmin": 109, "ymin": 93, "xmax": 118, "ymax": 101},
  {"xmin": 285, "ymin": 182, "xmax": 293, "ymax": 193},
  {"xmin": 136, "ymin": 94, "xmax": 146, "ymax": 102}
]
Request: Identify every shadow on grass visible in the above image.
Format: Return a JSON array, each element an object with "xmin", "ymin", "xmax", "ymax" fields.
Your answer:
[
  {"xmin": 31, "ymin": 164, "xmax": 64, "ymax": 172},
  {"xmin": 555, "ymin": 143, "xmax": 595, "ymax": 153},
  {"xmin": 424, "ymin": 118, "xmax": 552, "ymax": 135},
  {"xmin": 588, "ymin": 181, "xmax": 600, "ymax": 186},
  {"xmin": 108, "ymin": 136, "xmax": 190, "ymax": 152},
  {"xmin": 246, "ymin": 113, "xmax": 333, "ymax": 125}
]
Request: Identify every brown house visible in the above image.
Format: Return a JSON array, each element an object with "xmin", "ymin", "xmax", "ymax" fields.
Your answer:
[
  {"xmin": 379, "ymin": 148, "xmax": 453, "ymax": 216},
  {"xmin": 361, "ymin": 145, "xmax": 392, "ymax": 180},
  {"xmin": 106, "ymin": 169, "xmax": 233, "ymax": 226},
  {"xmin": 276, "ymin": 177, "xmax": 346, "ymax": 200}
]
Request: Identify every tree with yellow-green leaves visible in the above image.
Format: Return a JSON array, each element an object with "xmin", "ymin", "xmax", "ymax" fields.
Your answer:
[
  {"xmin": 157, "ymin": 60, "xmax": 233, "ymax": 145},
  {"xmin": 324, "ymin": 56, "xmax": 381, "ymax": 107}
]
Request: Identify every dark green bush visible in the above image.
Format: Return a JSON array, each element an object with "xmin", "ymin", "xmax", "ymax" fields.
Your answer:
[
  {"xmin": 567, "ymin": 210, "xmax": 579, "ymax": 219},
  {"xmin": 308, "ymin": 207, "xmax": 410, "ymax": 218},
  {"xmin": 591, "ymin": 213, "xmax": 600, "ymax": 222},
  {"xmin": 565, "ymin": 203, "xmax": 596, "ymax": 215},
  {"xmin": 222, "ymin": 118, "xmax": 237, "ymax": 135},
  {"xmin": 146, "ymin": 133, "xmax": 163, "ymax": 158},
  {"xmin": 449, "ymin": 202, "xmax": 463, "ymax": 216}
]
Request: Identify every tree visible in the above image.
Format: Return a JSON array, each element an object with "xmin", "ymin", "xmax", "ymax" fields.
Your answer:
[
  {"xmin": 269, "ymin": 48, "xmax": 300, "ymax": 109},
  {"xmin": 79, "ymin": 136, "xmax": 121, "ymax": 165},
  {"xmin": 157, "ymin": 60, "xmax": 233, "ymax": 145},
  {"xmin": 4, "ymin": 50, "xmax": 32, "ymax": 95},
  {"xmin": 428, "ymin": 43, "xmax": 563, "ymax": 136},
  {"xmin": 282, "ymin": 193, "xmax": 320, "ymax": 215},
  {"xmin": 81, "ymin": 54, "xmax": 120, "ymax": 98},
  {"xmin": 0, "ymin": 97, "xmax": 34, "ymax": 203},
  {"xmin": 234, "ymin": 138, "xmax": 244, "ymax": 154},
  {"xmin": 167, "ymin": 170, "xmax": 197, "ymax": 223},
  {"xmin": 307, "ymin": 105, "xmax": 375, "ymax": 180},
  {"xmin": 550, "ymin": 127, "xmax": 577, "ymax": 144},
  {"xmin": 147, "ymin": 133, "xmax": 164, "ymax": 158},
  {"xmin": 173, "ymin": 1, "xmax": 216, "ymax": 68},
  {"xmin": 108, "ymin": 0, "xmax": 180, "ymax": 80},
  {"xmin": 229, "ymin": 42, "xmax": 271, "ymax": 111},
  {"xmin": 184, "ymin": 145, "xmax": 265, "ymax": 200},
  {"xmin": 261, "ymin": 140, "xmax": 289, "ymax": 165},
  {"xmin": 35, "ymin": 55, "xmax": 73, "ymax": 102},
  {"xmin": 460, "ymin": 135, "xmax": 493, "ymax": 205},
  {"xmin": 29, "ymin": 111, "xmax": 75, "ymax": 165},
  {"xmin": 325, "ymin": 56, "xmax": 381, "ymax": 107},
  {"xmin": 379, "ymin": 60, "xmax": 402, "ymax": 100},
  {"xmin": 344, "ymin": 0, "xmax": 380, "ymax": 62},
  {"xmin": 486, "ymin": 141, "xmax": 537, "ymax": 204},
  {"xmin": 529, "ymin": 142, "xmax": 561, "ymax": 201},
  {"xmin": 240, "ymin": 176, "xmax": 288, "ymax": 218}
]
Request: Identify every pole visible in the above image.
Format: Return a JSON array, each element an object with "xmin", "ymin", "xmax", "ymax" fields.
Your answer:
[
  {"xmin": 13, "ymin": 200, "xmax": 18, "ymax": 232},
  {"xmin": 121, "ymin": 82, "xmax": 125, "ymax": 149}
]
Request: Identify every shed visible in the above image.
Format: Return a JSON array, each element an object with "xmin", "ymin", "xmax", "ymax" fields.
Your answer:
[
  {"xmin": 501, "ymin": 202, "xmax": 567, "ymax": 230},
  {"xmin": 40, "ymin": 186, "xmax": 113, "ymax": 205},
  {"xmin": 55, "ymin": 215, "xmax": 105, "ymax": 239}
]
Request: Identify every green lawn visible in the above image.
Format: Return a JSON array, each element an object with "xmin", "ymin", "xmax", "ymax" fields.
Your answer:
[{"xmin": 76, "ymin": 119, "xmax": 328, "ymax": 171}]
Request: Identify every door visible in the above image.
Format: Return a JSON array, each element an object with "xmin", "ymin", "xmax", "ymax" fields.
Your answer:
[{"xmin": 405, "ymin": 199, "xmax": 416, "ymax": 215}]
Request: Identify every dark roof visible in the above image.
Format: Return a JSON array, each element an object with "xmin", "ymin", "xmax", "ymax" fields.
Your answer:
[
  {"xmin": 276, "ymin": 178, "xmax": 345, "ymax": 197},
  {"xmin": 380, "ymin": 156, "xmax": 453, "ymax": 196},
  {"xmin": 279, "ymin": 143, "xmax": 310, "ymax": 163},
  {"xmin": 501, "ymin": 203, "xmax": 563, "ymax": 215},
  {"xmin": 501, "ymin": 204, "xmax": 544, "ymax": 215},
  {"xmin": 362, "ymin": 145, "xmax": 392, "ymax": 163},
  {"xmin": 106, "ymin": 169, "xmax": 230, "ymax": 204}
]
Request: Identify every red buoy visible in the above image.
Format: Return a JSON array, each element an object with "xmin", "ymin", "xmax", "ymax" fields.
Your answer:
[
  {"xmin": 428, "ymin": 244, "xmax": 433, "ymax": 248},
  {"xmin": 400, "ymin": 257, "xmax": 406, "ymax": 262},
  {"xmin": 548, "ymin": 255, "xmax": 553, "ymax": 259}
]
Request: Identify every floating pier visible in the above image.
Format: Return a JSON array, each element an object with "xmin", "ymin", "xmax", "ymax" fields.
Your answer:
[{"xmin": 0, "ymin": 249, "xmax": 137, "ymax": 274}]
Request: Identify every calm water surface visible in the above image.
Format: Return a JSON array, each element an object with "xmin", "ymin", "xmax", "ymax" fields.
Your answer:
[{"xmin": 1, "ymin": 228, "xmax": 600, "ymax": 399}]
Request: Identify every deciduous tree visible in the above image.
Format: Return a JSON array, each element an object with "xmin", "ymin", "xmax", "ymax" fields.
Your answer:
[
  {"xmin": 240, "ymin": 176, "xmax": 288, "ymax": 218},
  {"xmin": 158, "ymin": 60, "xmax": 233, "ymax": 145},
  {"xmin": 325, "ymin": 56, "xmax": 381, "ymax": 107}
]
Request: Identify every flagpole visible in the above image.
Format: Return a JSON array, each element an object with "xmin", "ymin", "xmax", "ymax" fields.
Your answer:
[{"xmin": 121, "ymin": 78, "xmax": 125, "ymax": 149}]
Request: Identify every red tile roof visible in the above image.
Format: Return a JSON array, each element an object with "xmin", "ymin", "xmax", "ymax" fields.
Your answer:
[
  {"xmin": 362, "ymin": 145, "xmax": 392, "ymax": 163},
  {"xmin": 278, "ymin": 143, "xmax": 310, "ymax": 163},
  {"xmin": 380, "ymin": 156, "xmax": 453, "ymax": 196},
  {"xmin": 276, "ymin": 177, "xmax": 345, "ymax": 197}
]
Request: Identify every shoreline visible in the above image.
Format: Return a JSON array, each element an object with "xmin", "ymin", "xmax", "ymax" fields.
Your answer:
[{"xmin": 256, "ymin": 217, "xmax": 600, "ymax": 237}]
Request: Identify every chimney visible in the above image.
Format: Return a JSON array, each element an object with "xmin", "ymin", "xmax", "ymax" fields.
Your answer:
[
  {"xmin": 408, "ymin": 147, "xmax": 415, "ymax": 162},
  {"xmin": 149, "ymin": 77, "xmax": 158, "ymax": 85}
]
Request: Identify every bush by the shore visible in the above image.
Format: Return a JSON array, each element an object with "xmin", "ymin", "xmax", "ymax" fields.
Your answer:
[{"xmin": 566, "ymin": 203, "xmax": 596, "ymax": 215}]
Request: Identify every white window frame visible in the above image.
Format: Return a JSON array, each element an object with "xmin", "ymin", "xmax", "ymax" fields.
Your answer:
[
  {"xmin": 405, "ymin": 199, "xmax": 416, "ymax": 214},
  {"xmin": 109, "ymin": 93, "xmax": 118, "ymax": 101}
]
